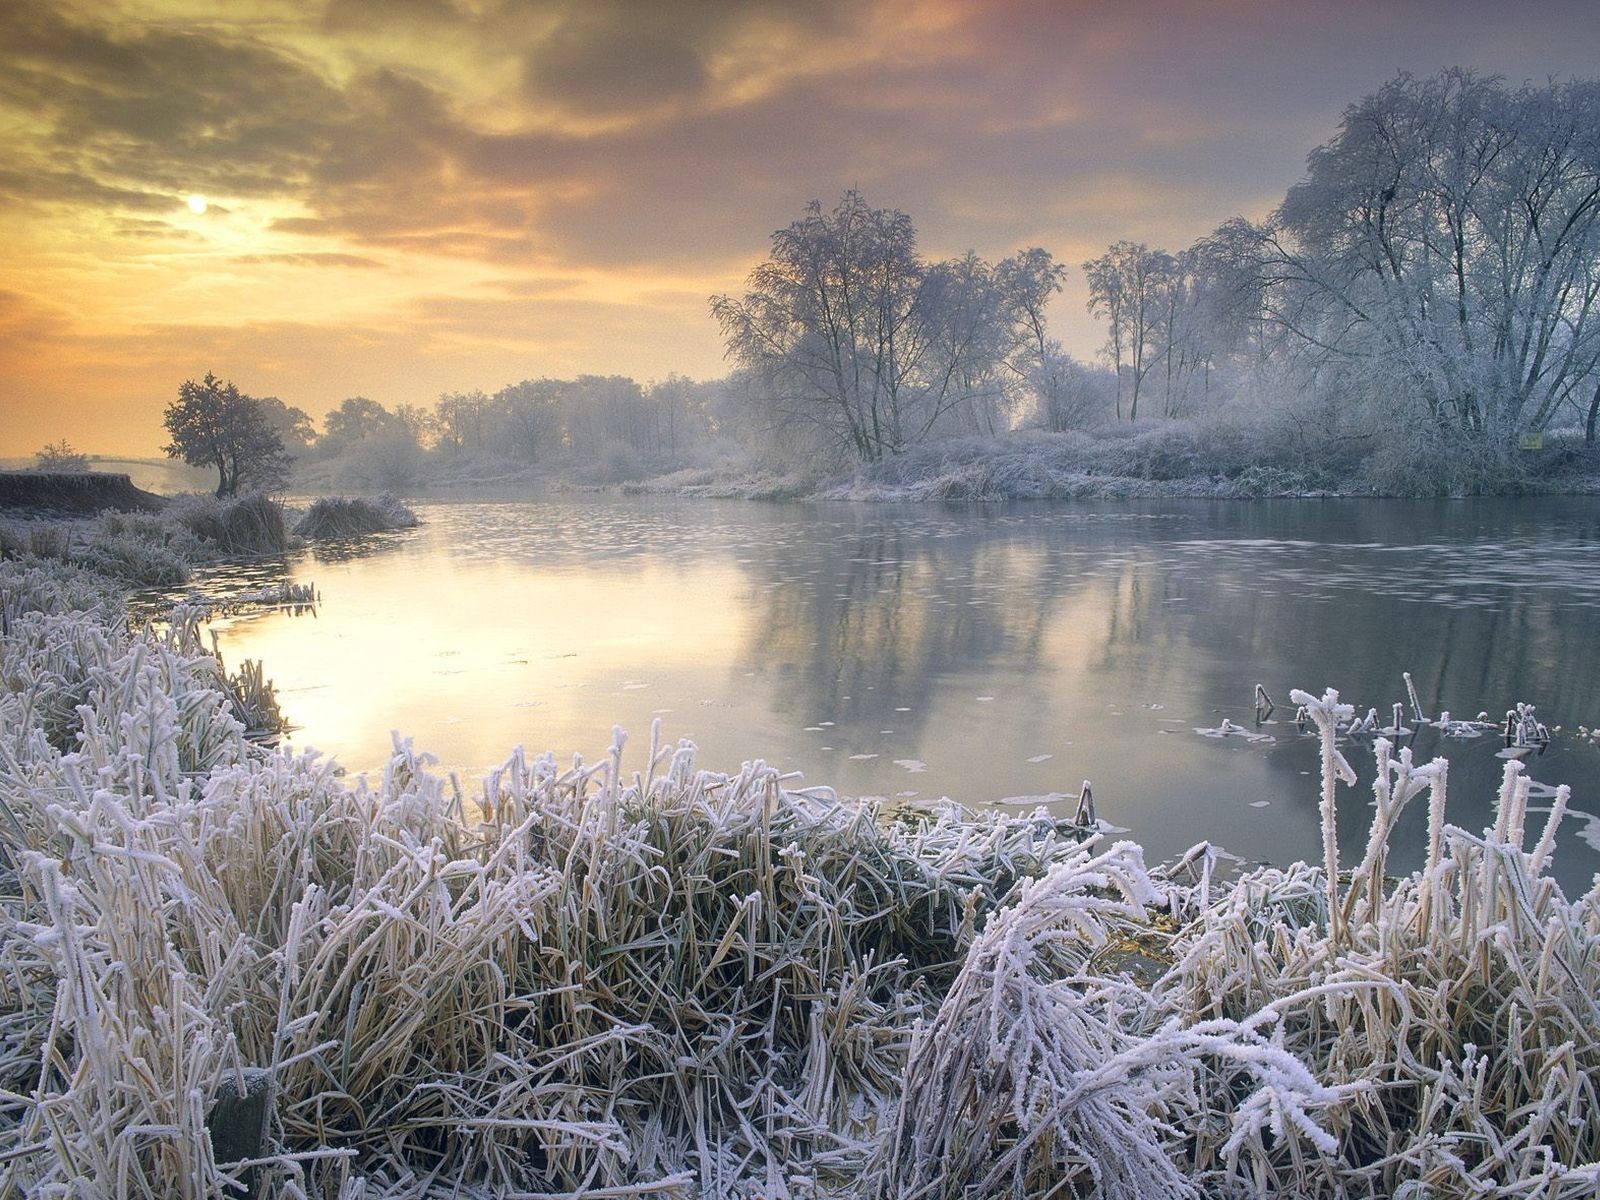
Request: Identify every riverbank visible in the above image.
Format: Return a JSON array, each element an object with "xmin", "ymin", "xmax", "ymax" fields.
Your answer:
[
  {"xmin": 0, "ymin": 490, "xmax": 419, "ymax": 589},
  {"xmin": 622, "ymin": 426, "xmax": 1600, "ymax": 502},
  {"xmin": 0, "ymin": 469, "xmax": 167, "ymax": 516},
  {"xmin": 2, "ymin": 544, "xmax": 1597, "ymax": 1196}
]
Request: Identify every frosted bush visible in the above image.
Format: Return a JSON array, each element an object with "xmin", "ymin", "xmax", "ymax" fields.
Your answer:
[{"xmin": 293, "ymin": 494, "xmax": 419, "ymax": 540}]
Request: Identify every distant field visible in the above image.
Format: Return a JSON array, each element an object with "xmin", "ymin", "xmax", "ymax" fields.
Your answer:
[{"xmin": 0, "ymin": 456, "xmax": 215, "ymax": 496}]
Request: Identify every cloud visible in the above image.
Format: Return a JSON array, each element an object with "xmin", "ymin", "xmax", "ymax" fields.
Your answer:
[
  {"xmin": 0, "ymin": 2, "xmax": 348, "ymax": 205},
  {"xmin": 227, "ymin": 252, "xmax": 387, "ymax": 269},
  {"xmin": 521, "ymin": 17, "xmax": 709, "ymax": 116}
]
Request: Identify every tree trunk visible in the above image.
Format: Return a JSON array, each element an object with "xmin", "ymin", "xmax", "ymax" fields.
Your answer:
[{"xmin": 1587, "ymin": 381, "xmax": 1599, "ymax": 446}]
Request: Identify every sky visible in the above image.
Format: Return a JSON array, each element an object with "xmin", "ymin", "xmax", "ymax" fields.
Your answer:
[{"xmin": 3, "ymin": 0, "xmax": 1599, "ymax": 456}]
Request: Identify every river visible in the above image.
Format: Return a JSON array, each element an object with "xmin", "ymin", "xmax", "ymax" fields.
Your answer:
[{"xmin": 210, "ymin": 495, "xmax": 1600, "ymax": 891}]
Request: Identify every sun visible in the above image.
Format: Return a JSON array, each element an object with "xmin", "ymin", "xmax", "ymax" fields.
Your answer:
[{"xmin": 186, "ymin": 194, "xmax": 208, "ymax": 214}]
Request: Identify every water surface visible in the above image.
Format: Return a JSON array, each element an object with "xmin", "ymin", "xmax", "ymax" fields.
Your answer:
[{"xmin": 211, "ymin": 496, "xmax": 1600, "ymax": 891}]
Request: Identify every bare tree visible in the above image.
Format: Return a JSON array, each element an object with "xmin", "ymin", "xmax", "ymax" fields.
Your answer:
[
  {"xmin": 1084, "ymin": 242, "xmax": 1173, "ymax": 420},
  {"xmin": 31, "ymin": 440, "xmax": 90, "ymax": 472},
  {"xmin": 646, "ymin": 374, "xmax": 718, "ymax": 462},
  {"xmin": 486, "ymin": 381, "xmax": 562, "ymax": 461},
  {"xmin": 714, "ymin": 192, "xmax": 1064, "ymax": 461},
  {"xmin": 433, "ymin": 391, "xmax": 492, "ymax": 453},
  {"xmin": 1031, "ymin": 354, "xmax": 1117, "ymax": 431},
  {"xmin": 996, "ymin": 247, "xmax": 1071, "ymax": 426},
  {"xmin": 713, "ymin": 191, "xmax": 923, "ymax": 461},
  {"xmin": 1247, "ymin": 70, "xmax": 1600, "ymax": 440}
]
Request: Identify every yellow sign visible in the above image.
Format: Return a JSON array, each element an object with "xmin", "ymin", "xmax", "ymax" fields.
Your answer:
[{"xmin": 1519, "ymin": 432, "xmax": 1544, "ymax": 451}]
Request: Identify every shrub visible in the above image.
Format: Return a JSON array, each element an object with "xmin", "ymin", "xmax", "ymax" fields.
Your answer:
[
  {"xmin": 168, "ymin": 492, "xmax": 292, "ymax": 556},
  {"xmin": 293, "ymin": 494, "xmax": 419, "ymax": 540},
  {"xmin": 30, "ymin": 440, "xmax": 90, "ymax": 472}
]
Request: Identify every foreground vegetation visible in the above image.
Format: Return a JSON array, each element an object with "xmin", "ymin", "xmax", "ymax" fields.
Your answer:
[
  {"xmin": 0, "ymin": 492, "xmax": 418, "ymax": 590},
  {"xmin": 1, "ymin": 547, "xmax": 1597, "ymax": 1198}
]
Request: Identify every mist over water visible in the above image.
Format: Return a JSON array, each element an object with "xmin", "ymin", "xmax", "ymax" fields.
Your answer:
[{"xmin": 211, "ymin": 495, "xmax": 1600, "ymax": 891}]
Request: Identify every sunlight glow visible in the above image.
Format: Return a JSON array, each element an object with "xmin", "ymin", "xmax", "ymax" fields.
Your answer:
[{"xmin": 186, "ymin": 194, "xmax": 207, "ymax": 214}]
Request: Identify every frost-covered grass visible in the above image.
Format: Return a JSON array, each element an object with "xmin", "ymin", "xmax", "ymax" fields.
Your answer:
[
  {"xmin": 1, "ymin": 493, "xmax": 297, "ymax": 589},
  {"xmin": 169, "ymin": 492, "xmax": 293, "ymax": 557},
  {"xmin": 1, "ymin": 562, "xmax": 1597, "ymax": 1198},
  {"xmin": 0, "ymin": 511, "xmax": 205, "ymax": 588},
  {"xmin": 293, "ymin": 494, "xmax": 419, "ymax": 540},
  {"xmin": 631, "ymin": 425, "xmax": 1600, "ymax": 503},
  {"xmin": 621, "ymin": 465, "xmax": 831, "ymax": 502},
  {"xmin": 886, "ymin": 691, "xmax": 1600, "ymax": 1199}
]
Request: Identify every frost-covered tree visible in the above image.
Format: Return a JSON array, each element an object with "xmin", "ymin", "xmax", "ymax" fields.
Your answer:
[
  {"xmin": 919, "ymin": 252, "xmax": 1016, "ymax": 437},
  {"xmin": 1084, "ymin": 242, "xmax": 1173, "ymax": 420},
  {"xmin": 712, "ymin": 191, "xmax": 1064, "ymax": 461},
  {"xmin": 1243, "ymin": 69, "xmax": 1600, "ymax": 440},
  {"xmin": 996, "ymin": 246, "xmax": 1072, "ymax": 427},
  {"xmin": 644, "ymin": 373, "xmax": 720, "ymax": 462},
  {"xmin": 1031, "ymin": 354, "xmax": 1118, "ymax": 431},
  {"xmin": 433, "ymin": 391, "xmax": 492, "ymax": 453},
  {"xmin": 712, "ymin": 191, "xmax": 926, "ymax": 462},
  {"xmin": 162, "ymin": 373, "xmax": 290, "ymax": 497},
  {"xmin": 483, "ymin": 380, "xmax": 563, "ymax": 461},
  {"xmin": 31, "ymin": 439, "xmax": 90, "ymax": 472}
]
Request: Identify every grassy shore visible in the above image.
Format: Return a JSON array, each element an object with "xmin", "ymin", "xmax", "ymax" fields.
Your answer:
[
  {"xmin": 1, "ymin": 542, "xmax": 1597, "ymax": 1197},
  {"xmin": 0, "ymin": 492, "xmax": 418, "ymax": 591},
  {"xmin": 623, "ymin": 426, "xmax": 1600, "ymax": 503}
]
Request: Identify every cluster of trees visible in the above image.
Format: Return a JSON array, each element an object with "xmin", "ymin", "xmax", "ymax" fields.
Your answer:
[
  {"xmin": 1081, "ymin": 241, "xmax": 1251, "ymax": 422},
  {"xmin": 716, "ymin": 70, "xmax": 1600, "ymax": 467},
  {"xmin": 712, "ymin": 191, "xmax": 1071, "ymax": 462},
  {"xmin": 310, "ymin": 374, "xmax": 736, "ymax": 486},
  {"xmin": 159, "ymin": 371, "xmax": 739, "ymax": 496},
  {"xmin": 1078, "ymin": 70, "xmax": 1600, "ymax": 446},
  {"xmin": 148, "ymin": 68, "xmax": 1600, "ymax": 492}
]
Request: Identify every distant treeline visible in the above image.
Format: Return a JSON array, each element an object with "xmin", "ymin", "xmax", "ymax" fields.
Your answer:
[{"xmin": 283, "ymin": 374, "xmax": 744, "ymax": 489}]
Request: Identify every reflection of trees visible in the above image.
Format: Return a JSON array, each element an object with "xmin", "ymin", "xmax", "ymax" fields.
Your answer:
[
  {"xmin": 744, "ymin": 526, "xmax": 1087, "ymax": 736},
  {"xmin": 734, "ymin": 496, "xmax": 1600, "ymax": 889},
  {"xmin": 741, "ymin": 502, "xmax": 1600, "ymax": 742}
]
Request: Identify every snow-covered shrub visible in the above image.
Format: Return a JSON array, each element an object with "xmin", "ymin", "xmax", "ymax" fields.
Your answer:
[
  {"xmin": 73, "ymin": 522, "xmax": 196, "ymax": 586},
  {"xmin": 293, "ymin": 493, "xmax": 419, "ymax": 540},
  {"xmin": 168, "ymin": 491, "xmax": 292, "ymax": 556}
]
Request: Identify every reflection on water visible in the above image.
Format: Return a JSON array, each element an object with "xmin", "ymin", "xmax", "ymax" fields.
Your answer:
[{"xmin": 208, "ymin": 495, "xmax": 1600, "ymax": 892}]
